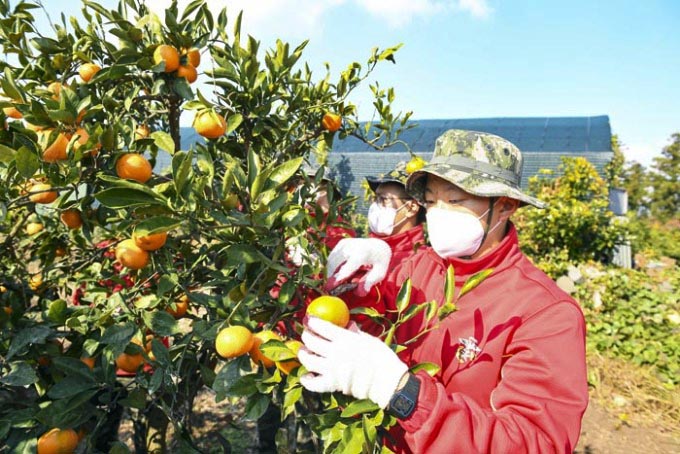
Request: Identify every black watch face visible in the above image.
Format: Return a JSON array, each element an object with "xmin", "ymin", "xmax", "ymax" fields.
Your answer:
[{"xmin": 392, "ymin": 395, "xmax": 415, "ymax": 416}]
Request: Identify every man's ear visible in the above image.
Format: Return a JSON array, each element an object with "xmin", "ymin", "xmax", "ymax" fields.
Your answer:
[
  {"xmin": 497, "ymin": 197, "xmax": 519, "ymax": 221},
  {"xmin": 404, "ymin": 200, "xmax": 421, "ymax": 219}
]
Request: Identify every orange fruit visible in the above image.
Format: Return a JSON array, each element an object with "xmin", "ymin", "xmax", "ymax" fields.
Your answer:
[
  {"xmin": 153, "ymin": 44, "xmax": 180, "ymax": 73},
  {"xmin": 176, "ymin": 64, "xmax": 197, "ymax": 83},
  {"xmin": 37, "ymin": 427, "xmax": 79, "ymax": 454},
  {"xmin": 215, "ymin": 325, "xmax": 254, "ymax": 359},
  {"xmin": 321, "ymin": 112, "xmax": 342, "ymax": 132},
  {"xmin": 55, "ymin": 246, "xmax": 67, "ymax": 257},
  {"xmin": 249, "ymin": 330, "xmax": 282, "ymax": 368},
  {"xmin": 3, "ymin": 105, "xmax": 22, "ymax": 119},
  {"xmin": 116, "ymin": 339, "xmax": 145, "ymax": 373},
  {"xmin": 193, "ymin": 110, "xmax": 226, "ymax": 139},
  {"xmin": 405, "ymin": 156, "xmax": 426, "ymax": 174},
  {"xmin": 115, "ymin": 153, "xmax": 152, "ymax": 183},
  {"xmin": 166, "ymin": 294, "xmax": 189, "ymax": 319},
  {"xmin": 29, "ymin": 274, "xmax": 43, "ymax": 291},
  {"xmin": 306, "ymin": 295, "xmax": 350, "ymax": 327},
  {"xmin": 134, "ymin": 124, "xmax": 150, "ymax": 140},
  {"xmin": 78, "ymin": 63, "xmax": 101, "ymax": 82},
  {"xmin": 80, "ymin": 356, "xmax": 96, "ymax": 370},
  {"xmin": 29, "ymin": 183, "xmax": 58, "ymax": 204},
  {"xmin": 133, "ymin": 231, "xmax": 167, "ymax": 251},
  {"xmin": 26, "ymin": 222, "xmax": 44, "ymax": 235},
  {"xmin": 42, "ymin": 132, "xmax": 69, "ymax": 162},
  {"xmin": 276, "ymin": 339, "xmax": 303, "ymax": 375},
  {"xmin": 60, "ymin": 209, "xmax": 83, "ymax": 229},
  {"xmin": 72, "ymin": 127, "xmax": 100, "ymax": 155},
  {"xmin": 114, "ymin": 239, "xmax": 149, "ymax": 270},
  {"xmin": 185, "ymin": 48, "xmax": 201, "ymax": 68},
  {"xmin": 47, "ymin": 81, "xmax": 64, "ymax": 99}
]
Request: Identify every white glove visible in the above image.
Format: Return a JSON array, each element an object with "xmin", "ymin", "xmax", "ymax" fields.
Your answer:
[
  {"xmin": 326, "ymin": 238, "xmax": 392, "ymax": 294},
  {"xmin": 298, "ymin": 317, "xmax": 408, "ymax": 409}
]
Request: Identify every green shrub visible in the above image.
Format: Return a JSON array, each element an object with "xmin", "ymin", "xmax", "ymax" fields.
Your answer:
[{"xmin": 573, "ymin": 263, "xmax": 680, "ymax": 386}]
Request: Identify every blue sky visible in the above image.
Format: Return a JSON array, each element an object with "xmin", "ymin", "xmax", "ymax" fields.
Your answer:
[{"xmin": 40, "ymin": 0, "xmax": 680, "ymax": 167}]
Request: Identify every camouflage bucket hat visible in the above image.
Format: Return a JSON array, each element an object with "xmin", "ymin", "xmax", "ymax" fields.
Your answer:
[
  {"xmin": 406, "ymin": 129, "xmax": 546, "ymax": 208},
  {"xmin": 366, "ymin": 161, "xmax": 410, "ymax": 193}
]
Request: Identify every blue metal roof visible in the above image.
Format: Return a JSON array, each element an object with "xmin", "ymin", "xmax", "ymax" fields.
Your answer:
[{"xmin": 332, "ymin": 116, "xmax": 612, "ymax": 153}]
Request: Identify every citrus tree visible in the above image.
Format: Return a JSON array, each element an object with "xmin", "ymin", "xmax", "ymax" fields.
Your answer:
[{"xmin": 0, "ymin": 0, "xmax": 414, "ymax": 452}]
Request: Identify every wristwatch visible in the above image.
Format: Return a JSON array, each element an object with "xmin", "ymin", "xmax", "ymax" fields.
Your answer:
[{"xmin": 387, "ymin": 373, "xmax": 420, "ymax": 419}]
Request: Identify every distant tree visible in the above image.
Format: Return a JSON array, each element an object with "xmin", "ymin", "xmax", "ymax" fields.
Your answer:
[
  {"xmin": 621, "ymin": 162, "xmax": 650, "ymax": 215},
  {"xmin": 649, "ymin": 133, "xmax": 680, "ymax": 220},
  {"xmin": 605, "ymin": 134, "xmax": 625, "ymax": 188}
]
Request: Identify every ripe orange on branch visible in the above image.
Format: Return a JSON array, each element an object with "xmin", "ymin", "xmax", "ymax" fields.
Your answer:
[
  {"xmin": 29, "ymin": 183, "xmax": 58, "ymax": 204},
  {"xmin": 78, "ymin": 62, "xmax": 101, "ymax": 82},
  {"xmin": 249, "ymin": 330, "xmax": 282, "ymax": 368},
  {"xmin": 60, "ymin": 209, "xmax": 83, "ymax": 229},
  {"xmin": 176, "ymin": 64, "xmax": 198, "ymax": 83},
  {"xmin": 216, "ymin": 325, "xmax": 254, "ymax": 359},
  {"xmin": 306, "ymin": 295, "xmax": 350, "ymax": 327},
  {"xmin": 153, "ymin": 44, "xmax": 180, "ymax": 72},
  {"xmin": 276, "ymin": 339, "xmax": 303, "ymax": 375},
  {"xmin": 3, "ymin": 105, "xmax": 22, "ymax": 119},
  {"xmin": 193, "ymin": 110, "xmax": 227, "ymax": 139},
  {"xmin": 185, "ymin": 48, "xmax": 201, "ymax": 68},
  {"xmin": 133, "ymin": 231, "xmax": 168, "ymax": 251},
  {"xmin": 166, "ymin": 294, "xmax": 189, "ymax": 319},
  {"xmin": 115, "ymin": 338, "xmax": 145, "ymax": 373},
  {"xmin": 116, "ymin": 153, "xmax": 152, "ymax": 183},
  {"xmin": 37, "ymin": 427, "xmax": 79, "ymax": 454},
  {"xmin": 321, "ymin": 112, "xmax": 342, "ymax": 132},
  {"xmin": 114, "ymin": 239, "xmax": 149, "ymax": 270},
  {"xmin": 41, "ymin": 131, "xmax": 69, "ymax": 162}
]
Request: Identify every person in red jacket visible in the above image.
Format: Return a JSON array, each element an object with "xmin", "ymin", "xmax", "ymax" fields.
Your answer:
[{"xmin": 298, "ymin": 130, "xmax": 589, "ymax": 453}]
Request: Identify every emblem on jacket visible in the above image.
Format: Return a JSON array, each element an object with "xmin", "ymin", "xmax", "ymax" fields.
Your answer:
[{"xmin": 457, "ymin": 336, "xmax": 481, "ymax": 363}]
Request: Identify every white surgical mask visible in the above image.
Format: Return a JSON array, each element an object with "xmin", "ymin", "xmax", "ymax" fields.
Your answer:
[
  {"xmin": 426, "ymin": 206, "xmax": 500, "ymax": 259},
  {"xmin": 368, "ymin": 202, "xmax": 406, "ymax": 236}
]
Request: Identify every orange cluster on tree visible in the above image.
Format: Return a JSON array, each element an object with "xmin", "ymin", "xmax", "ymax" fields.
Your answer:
[
  {"xmin": 114, "ymin": 230, "xmax": 168, "ymax": 271},
  {"xmin": 153, "ymin": 44, "xmax": 200, "ymax": 83}
]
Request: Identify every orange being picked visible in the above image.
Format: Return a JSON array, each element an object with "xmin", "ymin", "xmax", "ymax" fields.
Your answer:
[
  {"xmin": 249, "ymin": 330, "xmax": 282, "ymax": 368},
  {"xmin": 29, "ymin": 183, "xmax": 58, "ymax": 204},
  {"xmin": 60, "ymin": 209, "xmax": 83, "ymax": 229},
  {"xmin": 321, "ymin": 112, "xmax": 342, "ymax": 132},
  {"xmin": 116, "ymin": 153, "xmax": 152, "ymax": 183},
  {"xmin": 133, "ymin": 231, "xmax": 167, "ymax": 251},
  {"xmin": 114, "ymin": 239, "xmax": 149, "ymax": 270},
  {"xmin": 153, "ymin": 44, "xmax": 180, "ymax": 72},
  {"xmin": 306, "ymin": 295, "xmax": 350, "ymax": 327},
  {"xmin": 166, "ymin": 294, "xmax": 189, "ymax": 319},
  {"xmin": 37, "ymin": 427, "xmax": 79, "ymax": 454},
  {"xmin": 215, "ymin": 325, "xmax": 254, "ymax": 359},
  {"xmin": 193, "ymin": 110, "xmax": 226, "ymax": 139},
  {"xmin": 78, "ymin": 62, "xmax": 101, "ymax": 82},
  {"xmin": 176, "ymin": 64, "xmax": 198, "ymax": 83},
  {"xmin": 276, "ymin": 339, "xmax": 303, "ymax": 375}
]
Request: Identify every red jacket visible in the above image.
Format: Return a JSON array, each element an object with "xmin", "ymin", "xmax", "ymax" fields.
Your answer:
[
  {"xmin": 377, "ymin": 224, "xmax": 588, "ymax": 454},
  {"xmin": 369, "ymin": 224, "xmax": 426, "ymax": 273}
]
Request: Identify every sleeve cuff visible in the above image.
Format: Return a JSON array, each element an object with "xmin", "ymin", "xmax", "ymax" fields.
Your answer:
[{"xmin": 397, "ymin": 370, "xmax": 438, "ymax": 432}]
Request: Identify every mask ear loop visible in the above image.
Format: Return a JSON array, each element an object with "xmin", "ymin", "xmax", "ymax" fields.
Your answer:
[{"xmin": 462, "ymin": 197, "xmax": 497, "ymax": 259}]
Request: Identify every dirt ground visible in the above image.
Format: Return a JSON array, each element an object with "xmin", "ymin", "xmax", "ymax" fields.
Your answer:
[{"xmin": 119, "ymin": 387, "xmax": 680, "ymax": 453}]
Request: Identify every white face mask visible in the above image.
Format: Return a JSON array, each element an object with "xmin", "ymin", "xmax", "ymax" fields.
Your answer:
[
  {"xmin": 367, "ymin": 202, "xmax": 406, "ymax": 236},
  {"xmin": 426, "ymin": 206, "xmax": 500, "ymax": 259}
]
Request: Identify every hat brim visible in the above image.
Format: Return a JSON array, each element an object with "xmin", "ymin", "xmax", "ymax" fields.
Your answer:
[
  {"xmin": 366, "ymin": 176, "xmax": 405, "ymax": 193},
  {"xmin": 406, "ymin": 164, "xmax": 546, "ymax": 209}
]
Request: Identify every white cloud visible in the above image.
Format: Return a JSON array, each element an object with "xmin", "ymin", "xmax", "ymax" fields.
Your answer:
[
  {"xmin": 353, "ymin": 0, "xmax": 451, "ymax": 28},
  {"xmin": 621, "ymin": 139, "xmax": 666, "ymax": 168},
  {"xmin": 457, "ymin": 0, "xmax": 493, "ymax": 19}
]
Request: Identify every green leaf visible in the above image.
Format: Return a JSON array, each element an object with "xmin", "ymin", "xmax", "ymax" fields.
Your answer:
[
  {"xmin": 134, "ymin": 216, "xmax": 181, "ymax": 236},
  {"xmin": 399, "ymin": 302, "xmax": 428, "ymax": 324},
  {"xmin": 101, "ymin": 323, "xmax": 136, "ymax": 345},
  {"xmin": 223, "ymin": 244, "xmax": 265, "ymax": 265},
  {"xmin": 47, "ymin": 376, "xmax": 96, "ymax": 399},
  {"xmin": 1, "ymin": 68, "xmax": 23, "ymax": 101},
  {"xmin": 51, "ymin": 356, "xmax": 96, "ymax": 380},
  {"xmin": 259, "ymin": 340, "xmax": 295, "ymax": 361},
  {"xmin": 395, "ymin": 278, "xmax": 412, "ymax": 314},
  {"xmin": 226, "ymin": 112, "xmax": 243, "ymax": 134},
  {"xmin": 47, "ymin": 299, "xmax": 68, "ymax": 324},
  {"xmin": 15, "ymin": 147, "xmax": 39, "ymax": 178},
  {"xmin": 0, "ymin": 144, "xmax": 15, "ymax": 163},
  {"xmin": 410, "ymin": 362, "xmax": 440, "ymax": 376},
  {"xmin": 263, "ymin": 157, "xmax": 303, "ymax": 192},
  {"xmin": 438, "ymin": 302, "xmax": 457, "ymax": 320},
  {"xmin": 444, "ymin": 265, "xmax": 455, "ymax": 307},
  {"xmin": 245, "ymin": 393, "xmax": 270, "ymax": 420},
  {"xmin": 7, "ymin": 325, "xmax": 53, "ymax": 360},
  {"xmin": 0, "ymin": 361, "xmax": 37, "ymax": 386},
  {"xmin": 459, "ymin": 269, "xmax": 494, "ymax": 298},
  {"xmin": 172, "ymin": 150, "xmax": 193, "ymax": 196},
  {"xmin": 340, "ymin": 399, "xmax": 379, "ymax": 417},
  {"xmin": 282, "ymin": 385, "xmax": 302, "ymax": 419},
  {"xmin": 151, "ymin": 131, "xmax": 176, "ymax": 154},
  {"xmin": 95, "ymin": 187, "xmax": 166, "ymax": 208},
  {"xmin": 143, "ymin": 310, "xmax": 180, "ymax": 336},
  {"xmin": 247, "ymin": 148, "xmax": 261, "ymax": 194}
]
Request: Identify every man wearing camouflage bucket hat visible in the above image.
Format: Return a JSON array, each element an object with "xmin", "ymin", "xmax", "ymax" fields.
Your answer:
[{"xmin": 297, "ymin": 130, "xmax": 588, "ymax": 453}]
